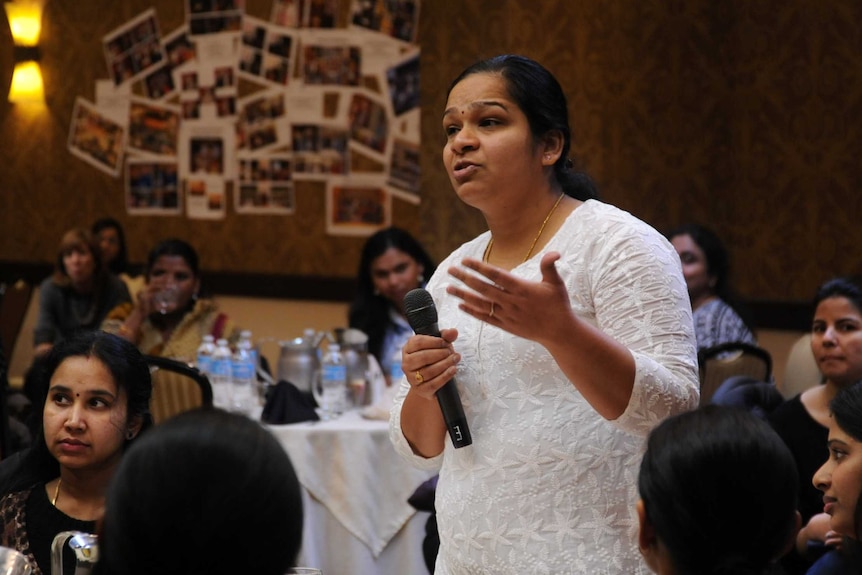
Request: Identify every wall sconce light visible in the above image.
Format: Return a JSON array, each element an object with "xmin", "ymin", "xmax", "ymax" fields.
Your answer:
[{"xmin": 4, "ymin": 0, "xmax": 45, "ymax": 104}]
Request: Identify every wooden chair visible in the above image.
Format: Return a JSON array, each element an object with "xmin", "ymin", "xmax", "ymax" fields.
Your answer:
[
  {"xmin": 144, "ymin": 355, "xmax": 213, "ymax": 424},
  {"xmin": 698, "ymin": 342, "xmax": 773, "ymax": 405},
  {"xmin": 0, "ymin": 280, "xmax": 32, "ymax": 459},
  {"xmin": 0, "ymin": 280, "xmax": 33, "ymax": 368}
]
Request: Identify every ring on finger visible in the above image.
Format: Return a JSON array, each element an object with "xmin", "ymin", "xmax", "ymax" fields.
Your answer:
[
  {"xmin": 489, "ymin": 301, "xmax": 495, "ymax": 318},
  {"xmin": 414, "ymin": 370, "xmax": 424, "ymax": 384}
]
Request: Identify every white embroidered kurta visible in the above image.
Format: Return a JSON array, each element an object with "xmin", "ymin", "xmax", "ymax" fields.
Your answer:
[{"xmin": 390, "ymin": 200, "xmax": 699, "ymax": 574}]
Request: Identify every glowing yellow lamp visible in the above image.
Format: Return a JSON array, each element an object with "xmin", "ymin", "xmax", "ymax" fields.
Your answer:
[
  {"xmin": 9, "ymin": 60, "xmax": 43, "ymax": 102},
  {"xmin": 4, "ymin": 0, "xmax": 45, "ymax": 104}
]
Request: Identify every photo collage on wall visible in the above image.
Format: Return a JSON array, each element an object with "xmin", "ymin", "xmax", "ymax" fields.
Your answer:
[{"xmin": 67, "ymin": 0, "xmax": 421, "ymax": 235}]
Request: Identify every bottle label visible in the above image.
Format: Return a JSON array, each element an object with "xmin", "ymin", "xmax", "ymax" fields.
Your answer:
[
  {"xmin": 211, "ymin": 359, "xmax": 232, "ymax": 377},
  {"xmin": 196, "ymin": 355, "xmax": 212, "ymax": 374},
  {"xmin": 322, "ymin": 364, "xmax": 346, "ymax": 383},
  {"xmin": 232, "ymin": 360, "xmax": 255, "ymax": 381}
]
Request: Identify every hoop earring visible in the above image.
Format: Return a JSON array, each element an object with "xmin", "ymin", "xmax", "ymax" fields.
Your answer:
[{"xmin": 126, "ymin": 431, "xmax": 135, "ymax": 440}]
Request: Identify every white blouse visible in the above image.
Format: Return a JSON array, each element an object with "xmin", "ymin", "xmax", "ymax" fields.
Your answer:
[{"xmin": 390, "ymin": 199, "xmax": 699, "ymax": 574}]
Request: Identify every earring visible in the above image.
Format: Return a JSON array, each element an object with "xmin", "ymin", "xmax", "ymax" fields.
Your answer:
[
  {"xmin": 126, "ymin": 431, "xmax": 135, "ymax": 440},
  {"xmin": 418, "ymin": 274, "xmax": 425, "ymax": 284}
]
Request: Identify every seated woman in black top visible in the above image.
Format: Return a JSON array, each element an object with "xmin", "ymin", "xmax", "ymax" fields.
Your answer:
[
  {"xmin": 769, "ymin": 276, "xmax": 862, "ymax": 573},
  {"xmin": 0, "ymin": 331, "xmax": 152, "ymax": 575}
]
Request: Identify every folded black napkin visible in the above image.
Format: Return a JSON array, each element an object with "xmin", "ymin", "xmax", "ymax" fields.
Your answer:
[
  {"xmin": 261, "ymin": 380, "xmax": 320, "ymax": 424},
  {"xmin": 408, "ymin": 474, "xmax": 438, "ymax": 512}
]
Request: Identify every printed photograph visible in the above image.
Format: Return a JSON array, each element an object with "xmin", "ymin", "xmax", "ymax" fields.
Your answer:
[
  {"xmin": 128, "ymin": 97, "xmax": 181, "ymax": 157},
  {"xmin": 143, "ymin": 63, "xmax": 175, "ymax": 100},
  {"xmin": 348, "ymin": 92, "xmax": 388, "ymax": 154},
  {"xmin": 103, "ymin": 9, "xmax": 165, "ymax": 86},
  {"xmin": 187, "ymin": 0, "xmax": 244, "ymax": 36},
  {"xmin": 387, "ymin": 138, "xmax": 420, "ymax": 198},
  {"xmin": 386, "ymin": 52, "xmax": 420, "ymax": 116},
  {"xmin": 327, "ymin": 178, "xmax": 389, "ymax": 235},
  {"xmin": 302, "ymin": 45, "xmax": 360, "ymax": 86},
  {"xmin": 292, "ymin": 124, "xmax": 350, "ymax": 178},
  {"xmin": 68, "ymin": 97, "xmax": 126, "ymax": 178},
  {"xmin": 351, "ymin": 0, "xmax": 419, "ymax": 43},
  {"xmin": 126, "ymin": 159, "xmax": 181, "ymax": 214}
]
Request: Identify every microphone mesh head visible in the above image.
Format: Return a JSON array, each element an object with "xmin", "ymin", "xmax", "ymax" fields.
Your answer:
[{"xmin": 403, "ymin": 288, "xmax": 437, "ymax": 330}]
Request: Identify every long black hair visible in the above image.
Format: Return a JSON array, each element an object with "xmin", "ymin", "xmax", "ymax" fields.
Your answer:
[
  {"xmin": 91, "ymin": 217, "xmax": 129, "ymax": 275},
  {"xmin": 813, "ymin": 276, "xmax": 862, "ymax": 317},
  {"xmin": 639, "ymin": 405, "xmax": 798, "ymax": 575},
  {"xmin": 666, "ymin": 222, "xmax": 755, "ymax": 333},
  {"xmin": 145, "ymin": 238, "xmax": 200, "ymax": 279},
  {"xmin": 448, "ymin": 54, "xmax": 598, "ymax": 202},
  {"xmin": 830, "ymin": 381, "xmax": 862, "ymax": 541},
  {"xmin": 348, "ymin": 227, "xmax": 436, "ymax": 364},
  {"xmin": 96, "ymin": 409, "xmax": 303, "ymax": 575}
]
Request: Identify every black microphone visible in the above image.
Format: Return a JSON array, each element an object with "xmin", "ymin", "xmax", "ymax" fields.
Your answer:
[{"xmin": 403, "ymin": 288, "xmax": 472, "ymax": 449}]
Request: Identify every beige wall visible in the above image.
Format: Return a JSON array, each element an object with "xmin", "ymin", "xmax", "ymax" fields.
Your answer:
[
  {"xmin": 213, "ymin": 295, "xmax": 349, "ymax": 375},
  {"xmin": 10, "ymin": 285, "xmax": 810, "ymax": 397},
  {"xmin": 8, "ymin": 288, "xmax": 348, "ymax": 387}
]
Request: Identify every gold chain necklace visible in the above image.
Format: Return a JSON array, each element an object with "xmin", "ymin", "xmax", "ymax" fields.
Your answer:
[
  {"xmin": 52, "ymin": 478, "xmax": 61, "ymax": 506},
  {"xmin": 483, "ymin": 192, "xmax": 565, "ymax": 264}
]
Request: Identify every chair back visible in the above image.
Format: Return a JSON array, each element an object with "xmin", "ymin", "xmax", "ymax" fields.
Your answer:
[
  {"xmin": 698, "ymin": 342, "xmax": 773, "ymax": 405},
  {"xmin": 777, "ymin": 333, "xmax": 821, "ymax": 399},
  {"xmin": 0, "ymin": 281, "xmax": 33, "ymax": 368},
  {"xmin": 144, "ymin": 356, "xmax": 213, "ymax": 424}
]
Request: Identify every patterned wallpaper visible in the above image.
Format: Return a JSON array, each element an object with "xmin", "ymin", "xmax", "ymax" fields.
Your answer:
[
  {"xmin": 1, "ymin": 0, "xmax": 860, "ymax": 304},
  {"xmin": 418, "ymin": 0, "xmax": 862, "ymax": 304}
]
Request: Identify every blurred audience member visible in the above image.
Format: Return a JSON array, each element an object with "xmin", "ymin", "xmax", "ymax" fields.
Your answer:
[
  {"xmin": 91, "ymin": 217, "xmax": 145, "ymax": 299},
  {"xmin": 807, "ymin": 381, "xmax": 862, "ymax": 573},
  {"xmin": 33, "ymin": 228, "xmax": 131, "ymax": 356},
  {"xmin": 666, "ymin": 223, "xmax": 755, "ymax": 351},
  {"xmin": 638, "ymin": 404, "xmax": 799, "ymax": 575},
  {"xmin": 348, "ymin": 226, "xmax": 435, "ymax": 383},
  {"xmin": 769, "ymin": 277, "xmax": 862, "ymax": 573},
  {"xmin": 102, "ymin": 238, "xmax": 236, "ymax": 360},
  {"xmin": 95, "ymin": 409, "xmax": 303, "ymax": 575},
  {"xmin": 0, "ymin": 331, "xmax": 152, "ymax": 575}
]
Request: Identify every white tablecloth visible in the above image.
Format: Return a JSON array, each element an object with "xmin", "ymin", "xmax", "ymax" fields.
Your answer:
[{"xmin": 268, "ymin": 410, "xmax": 436, "ymax": 574}]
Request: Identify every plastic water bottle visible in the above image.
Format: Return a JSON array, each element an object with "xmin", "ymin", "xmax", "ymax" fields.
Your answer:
[
  {"xmin": 390, "ymin": 344, "xmax": 404, "ymax": 385},
  {"xmin": 239, "ymin": 330, "xmax": 258, "ymax": 368},
  {"xmin": 195, "ymin": 335, "xmax": 216, "ymax": 378},
  {"xmin": 319, "ymin": 343, "xmax": 347, "ymax": 420},
  {"xmin": 210, "ymin": 338, "xmax": 233, "ymax": 410},
  {"xmin": 231, "ymin": 333, "xmax": 256, "ymax": 415}
]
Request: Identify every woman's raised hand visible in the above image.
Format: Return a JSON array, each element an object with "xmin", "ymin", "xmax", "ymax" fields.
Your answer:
[{"xmin": 446, "ymin": 251, "xmax": 574, "ymax": 346}]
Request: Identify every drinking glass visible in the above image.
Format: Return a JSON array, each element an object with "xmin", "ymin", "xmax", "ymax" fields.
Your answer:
[
  {"xmin": 311, "ymin": 369, "xmax": 343, "ymax": 421},
  {"xmin": 0, "ymin": 546, "xmax": 30, "ymax": 575},
  {"xmin": 153, "ymin": 284, "xmax": 179, "ymax": 315}
]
